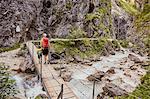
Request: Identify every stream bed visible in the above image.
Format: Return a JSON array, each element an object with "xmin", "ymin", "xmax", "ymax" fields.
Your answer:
[
  {"xmin": 64, "ymin": 49, "xmax": 148, "ymax": 99},
  {"xmin": 12, "ymin": 73, "xmax": 47, "ymax": 99}
]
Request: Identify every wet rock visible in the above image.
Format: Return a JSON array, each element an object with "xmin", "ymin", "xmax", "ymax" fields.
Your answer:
[
  {"xmin": 24, "ymin": 67, "xmax": 35, "ymax": 74},
  {"xmin": 101, "ymin": 48, "xmax": 109, "ymax": 56},
  {"xmin": 50, "ymin": 60, "xmax": 61, "ymax": 64},
  {"xmin": 61, "ymin": 72, "xmax": 72, "ymax": 82},
  {"xmin": 51, "ymin": 53, "xmax": 61, "ymax": 60},
  {"xmin": 141, "ymin": 61, "xmax": 150, "ymax": 67},
  {"xmin": 84, "ymin": 62, "xmax": 93, "ymax": 66},
  {"xmin": 81, "ymin": 59, "xmax": 92, "ymax": 66},
  {"xmin": 97, "ymin": 94, "xmax": 103, "ymax": 99},
  {"xmin": 17, "ymin": 50, "xmax": 27, "ymax": 57},
  {"xmin": 18, "ymin": 50, "xmax": 35, "ymax": 73},
  {"xmin": 73, "ymin": 55, "xmax": 83, "ymax": 62},
  {"xmin": 67, "ymin": 56, "xmax": 74, "ymax": 62},
  {"xmin": 88, "ymin": 55, "xmax": 102, "ymax": 62},
  {"xmin": 87, "ymin": 71, "xmax": 105, "ymax": 81},
  {"xmin": 130, "ymin": 65, "xmax": 139, "ymax": 70},
  {"xmin": 128, "ymin": 54, "xmax": 143, "ymax": 63},
  {"xmin": 54, "ymin": 66, "xmax": 66, "ymax": 71},
  {"xmin": 103, "ymin": 83, "xmax": 127, "ymax": 97},
  {"xmin": 124, "ymin": 72, "xmax": 131, "ymax": 77},
  {"xmin": 12, "ymin": 68, "xmax": 24, "ymax": 73},
  {"xmin": 110, "ymin": 51, "xmax": 116, "ymax": 55},
  {"xmin": 106, "ymin": 67, "xmax": 115, "ymax": 74}
]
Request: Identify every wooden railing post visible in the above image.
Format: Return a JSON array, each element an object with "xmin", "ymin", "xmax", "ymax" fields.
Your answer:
[
  {"xmin": 92, "ymin": 80, "xmax": 96, "ymax": 99},
  {"xmin": 57, "ymin": 84, "xmax": 64, "ymax": 99}
]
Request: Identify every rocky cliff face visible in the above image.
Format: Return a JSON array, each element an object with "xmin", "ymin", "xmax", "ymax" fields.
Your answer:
[
  {"xmin": 0, "ymin": 0, "xmax": 41, "ymax": 47},
  {"xmin": 39, "ymin": 0, "xmax": 112, "ymax": 38},
  {"xmin": 0, "ymin": 0, "xmax": 132, "ymax": 47},
  {"xmin": 0, "ymin": 0, "xmax": 114, "ymax": 47}
]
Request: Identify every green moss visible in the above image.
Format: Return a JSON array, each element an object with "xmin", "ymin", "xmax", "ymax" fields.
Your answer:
[
  {"xmin": 85, "ymin": 13, "xmax": 101, "ymax": 21},
  {"xmin": 119, "ymin": 40, "xmax": 129, "ymax": 48},
  {"xmin": 67, "ymin": 28, "xmax": 86, "ymax": 39},
  {"xmin": 112, "ymin": 40, "xmax": 120, "ymax": 48},
  {"xmin": 66, "ymin": 1, "xmax": 72, "ymax": 9},
  {"xmin": 119, "ymin": 0, "xmax": 139, "ymax": 15},
  {"xmin": 85, "ymin": 1, "xmax": 112, "ymax": 37},
  {"xmin": 53, "ymin": 37, "xmax": 109, "ymax": 59},
  {"xmin": 143, "ymin": 36, "xmax": 150, "ymax": 48},
  {"xmin": 0, "ymin": 43, "xmax": 20, "ymax": 53},
  {"xmin": 35, "ymin": 96, "xmax": 42, "ymax": 99}
]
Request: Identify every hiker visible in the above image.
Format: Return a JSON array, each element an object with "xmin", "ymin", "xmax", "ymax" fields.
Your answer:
[
  {"xmin": 36, "ymin": 45, "xmax": 42, "ymax": 63},
  {"xmin": 40, "ymin": 33, "xmax": 50, "ymax": 64}
]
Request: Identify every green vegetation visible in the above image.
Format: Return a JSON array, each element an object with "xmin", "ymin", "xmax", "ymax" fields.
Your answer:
[
  {"xmin": 119, "ymin": 0, "xmax": 150, "ymax": 35},
  {"xmin": 0, "ymin": 63, "xmax": 18, "ymax": 99},
  {"xmin": 119, "ymin": 0, "xmax": 139, "ymax": 15},
  {"xmin": 66, "ymin": 1, "xmax": 72, "ymax": 10},
  {"xmin": 116, "ymin": 64, "xmax": 150, "ymax": 99},
  {"xmin": 85, "ymin": 0, "xmax": 112, "ymax": 37},
  {"xmin": 119, "ymin": 40, "xmax": 129, "ymax": 48},
  {"xmin": 0, "ymin": 43, "xmax": 20, "ymax": 53},
  {"xmin": 35, "ymin": 96, "xmax": 42, "ymax": 99},
  {"xmin": 67, "ymin": 28, "xmax": 86, "ymax": 39},
  {"xmin": 143, "ymin": 35, "xmax": 150, "ymax": 48},
  {"xmin": 112, "ymin": 40, "xmax": 120, "ymax": 49},
  {"xmin": 53, "ymin": 37, "xmax": 120, "ymax": 59}
]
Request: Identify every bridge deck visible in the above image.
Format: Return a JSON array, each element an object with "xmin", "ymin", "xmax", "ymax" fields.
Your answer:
[{"xmin": 26, "ymin": 41, "xmax": 78, "ymax": 99}]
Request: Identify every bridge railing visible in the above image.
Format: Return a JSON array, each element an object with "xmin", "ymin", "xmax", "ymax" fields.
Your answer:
[{"xmin": 57, "ymin": 84, "xmax": 64, "ymax": 99}]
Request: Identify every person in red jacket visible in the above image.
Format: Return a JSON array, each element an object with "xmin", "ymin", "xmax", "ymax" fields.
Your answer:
[{"xmin": 40, "ymin": 33, "xmax": 50, "ymax": 64}]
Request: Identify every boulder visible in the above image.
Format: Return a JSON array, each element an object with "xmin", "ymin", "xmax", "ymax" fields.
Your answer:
[
  {"xmin": 128, "ymin": 54, "xmax": 143, "ymax": 63},
  {"xmin": 61, "ymin": 72, "xmax": 72, "ymax": 82},
  {"xmin": 141, "ymin": 61, "xmax": 150, "ymax": 67},
  {"xmin": 106, "ymin": 67, "xmax": 115, "ymax": 74},
  {"xmin": 73, "ymin": 55, "xmax": 83, "ymax": 62},
  {"xmin": 103, "ymin": 83, "xmax": 127, "ymax": 97},
  {"xmin": 54, "ymin": 66, "xmax": 66, "ymax": 71},
  {"xmin": 110, "ymin": 51, "xmax": 116, "ymax": 55},
  {"xmin": 87, "ymin": 71, "xmax": 105, "ymax": 81}
]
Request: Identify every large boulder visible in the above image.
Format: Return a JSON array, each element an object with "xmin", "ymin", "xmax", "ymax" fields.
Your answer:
[
  {"xmin": 61, "ymin": 72, "xmax": 72, "ymax": 82},
  {"xmin": 87, "ymin": 71, "xmax": 105, "ymax": 81},
  {"xmin": 103, "ymin": 83, "xmax": 127, "ymax": 97},
  {"xmin": 128, "ymin": 54, "xmax": 143, "ymax": 63}
]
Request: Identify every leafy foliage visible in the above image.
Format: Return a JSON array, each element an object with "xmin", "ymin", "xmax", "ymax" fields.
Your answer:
[{"xmin": 0, "ymin": 63, "xmax": 18, "ymax": 99}]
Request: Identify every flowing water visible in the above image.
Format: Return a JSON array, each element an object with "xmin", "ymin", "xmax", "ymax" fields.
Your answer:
[
  {"xmin": 68, "ymin": 49, "xmax": 147, "ymax": 99},
  {"xmin": 13, "ymin": 74, "xmax": 47, "ymax": 99},
  {"xmin": 0, "ymin": 49, "xmax": 47, "ymax": 99}
]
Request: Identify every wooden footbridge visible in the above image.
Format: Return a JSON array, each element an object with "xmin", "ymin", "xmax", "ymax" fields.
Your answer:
[
  {"xmin": 26, "ymin": 41, "xmax": 78, "ymax": 99},
  {"xmin": 26, "ymin": 38, "xmax": 115, "ymax": 99}
]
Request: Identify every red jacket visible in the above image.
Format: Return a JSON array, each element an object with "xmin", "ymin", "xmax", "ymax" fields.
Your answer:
[{"xmin": 41, "ymin": 37, "xmax": 49, "ymax": 48}]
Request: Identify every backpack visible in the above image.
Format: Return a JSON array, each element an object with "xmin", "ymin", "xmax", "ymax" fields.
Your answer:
[{"xmin": 42, "ymin": 37, "xmax": 49, "ymax": 48}]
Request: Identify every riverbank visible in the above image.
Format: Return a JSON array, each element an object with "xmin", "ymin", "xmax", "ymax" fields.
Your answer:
[{"xmin": 0, "ymin": 48, "xmax": 47, "ymax": 99}]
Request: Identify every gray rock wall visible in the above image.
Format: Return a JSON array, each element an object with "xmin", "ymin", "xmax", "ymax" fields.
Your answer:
[{"xmin": 0, "ymin": 0, "xmax": 127, "ymax": 47}]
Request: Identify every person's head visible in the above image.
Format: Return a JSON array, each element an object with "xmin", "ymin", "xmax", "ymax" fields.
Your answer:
[{"xmin": 43, "ymin": 33, "xmax": 47, "ymax": 37}]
